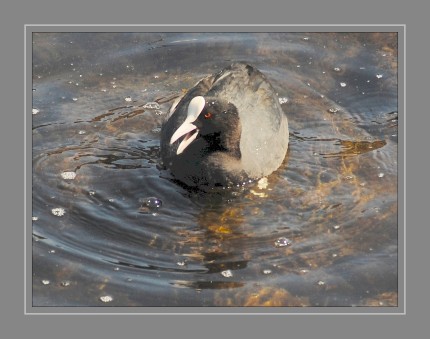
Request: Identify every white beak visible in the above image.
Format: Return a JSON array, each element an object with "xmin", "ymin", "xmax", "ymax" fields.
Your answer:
[{"xmin": 170, "ymin": 96, "xmax": 205, "ymax": 154}]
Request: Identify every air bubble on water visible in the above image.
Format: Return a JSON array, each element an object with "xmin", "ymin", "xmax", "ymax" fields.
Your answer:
[
  {"xmin": 32, "ymin": 108, "xmax": 40, "ymax": 115},
  {"xmin": 32, "ymin": 216, "xmax": 38, "ymax": 221},
  {"xmin": 139, "ymin": 197, "xmax": 163, "ymax": 213},
  {"xmin": 61, "ymin": 171, "xmax": 76, "ymax": 180},
  {"xmin": 42, "ymin": 280, "xmax": 50, "ymax": 285},
  {"xmin": 263, "ymin": 269, "xmax": 272, "ymax": 275},
  {"xmin": 278, "ymin": 97, "xmax": 288, "ymax": 105},
  {"xmin": 378, "ymin": 172, "xmax": 385, "ymax": 178},
  {"xmin": 125, "ymin": 96, "xmax": 132, "ymax": 102},
  {"xmin": 340, "ymin": 82, "xmax": 347, "ymax": 87},
  {"xmin": 99, "ymin": 295, "xmax": 113, "ymax": 303},
  {"xmin": 143, "ymin": 102, "xmax": 160, "ymax": 110},
  {"xmin": 274, "ymin": 237, "xmax": 292, "ymax": 248},
  {"xmin": 60, "ymin": 280, "xmax": 71, "ymax": 287},
  {"xmin": 51, "ymin": 208, "xmax": 65, "ymax": 216},
  {"xmin": 221, "ymin": 270, "xmax": 233, "ymax": 278},
  {"xmin": 376, "ymin": 74, "xmax": 383, "ymax": 79}
]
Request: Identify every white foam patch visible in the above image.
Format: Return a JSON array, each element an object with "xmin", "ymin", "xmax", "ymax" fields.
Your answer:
[{"xmin": 61, "ymin": 171, "xmax": 76, "ymax": 180}]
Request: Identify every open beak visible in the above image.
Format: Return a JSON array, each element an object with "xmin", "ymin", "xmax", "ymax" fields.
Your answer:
[
  {"xmin": 169, "ymin": 96, "xmax": 205, "ymax": 155},
  {"xmin": 170, "ymin": 117, "xmax": 199, "ymax": 154}
]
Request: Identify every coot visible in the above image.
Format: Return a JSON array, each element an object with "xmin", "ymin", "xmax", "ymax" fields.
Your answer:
[{"xmin": 160, "ymin": 62, "xmax": 289, "ymax": 188}]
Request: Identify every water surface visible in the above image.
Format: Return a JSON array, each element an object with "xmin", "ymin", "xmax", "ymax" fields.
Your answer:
[{"xmin": 32, "ymin": 32, "xmax": 398, "ymax": 307}]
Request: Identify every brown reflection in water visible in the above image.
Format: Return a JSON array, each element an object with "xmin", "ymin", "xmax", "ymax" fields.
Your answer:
[
  {"xmin": 171, "ymin": 280, "xmax": 244, "ymax": 290},
  {"xmin": 363, "ymin": 292, "xmax": 398, "ymax": 307},
  {"xmin": 91, "ymin": 106, "xmax": 148, "ymax": 124},
  {"xmin": 322, "ymin": 139, "xmax": 387, "ymax": 158},
  {"xmin": 218, "ymin": 286, "xmax": 310, "ymax": 307}
]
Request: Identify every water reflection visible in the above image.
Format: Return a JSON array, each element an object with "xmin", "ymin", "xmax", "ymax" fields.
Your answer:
[{"xmin": 32, "ymin": 32, "xmax": 398, "ymax": 308}]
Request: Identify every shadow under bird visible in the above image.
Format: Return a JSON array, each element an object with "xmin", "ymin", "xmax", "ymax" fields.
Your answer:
[{"xmin": 160, "ymin": 62, "xmax": 289, "ymax": 189}]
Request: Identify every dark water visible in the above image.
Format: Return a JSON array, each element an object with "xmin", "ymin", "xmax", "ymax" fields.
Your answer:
[{"xmin": 32, "ymin": 32, "xmax": 398, "ymax": 307}]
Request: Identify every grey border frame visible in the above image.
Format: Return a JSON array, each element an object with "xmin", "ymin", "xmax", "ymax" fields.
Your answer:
[{"xmin": 26, "ymin": 24, "xmax": 405, "ymax": 315}]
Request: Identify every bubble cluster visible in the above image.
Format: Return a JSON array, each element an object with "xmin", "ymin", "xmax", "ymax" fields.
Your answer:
[
  {"xmin": 61, "ymin": 171, "xmax": 76, "ymax": 180},
  {"xmin": 99, "ymin": 295, "xmax": 113, "ymax": 303},
  {"xmin": 221, "ymin": 270, "xmax": 233, "ymax": 278},
  {"xmin": 274, "ymin": 237, "xmax": 292, "ymax": 248},
  {"xmin": 51, "ymin": 208, "xmax": 65, "ymax": 217},
  {"xmin": 278, "ymin": 97, "xmax": 289, "ymax": 105},
  {"xmin": 139, "ymin": 197, "xmax": 163, "ymax": 214},
  {"xmin": 143, "ymin": 102, "xmax": 160, "ymax": 110}
]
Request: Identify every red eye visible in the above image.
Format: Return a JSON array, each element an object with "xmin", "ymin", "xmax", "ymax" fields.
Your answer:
[{"xmin": 204, "ymin": 112, "xmax": 212, "ymax": 119}]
